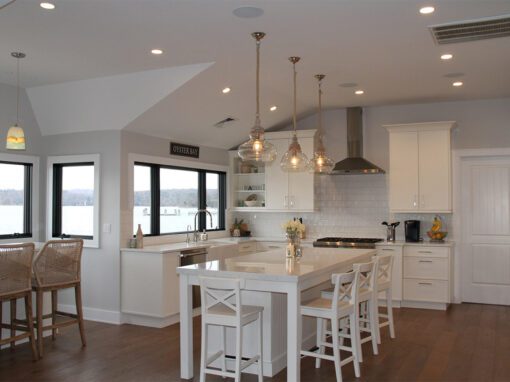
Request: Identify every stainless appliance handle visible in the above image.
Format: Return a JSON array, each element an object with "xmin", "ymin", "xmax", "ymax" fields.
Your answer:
[{"xmin": 180, "ymin": 248, "xmax": 208, "ymax": 258}]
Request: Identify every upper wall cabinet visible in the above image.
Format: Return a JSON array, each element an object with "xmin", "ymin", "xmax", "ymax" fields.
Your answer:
[
  {"xmin": 229, "ymin": 130, "xmax": 316, "ymax": 212},
  {"xmin": 384, "ymin": 122, "xmax": 455, "ymax": 213}
]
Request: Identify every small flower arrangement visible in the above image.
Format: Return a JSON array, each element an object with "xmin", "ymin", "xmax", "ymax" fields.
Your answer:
[{"xmin": 282, "ymin": 220, "xmax": 305, "ymax": 236}]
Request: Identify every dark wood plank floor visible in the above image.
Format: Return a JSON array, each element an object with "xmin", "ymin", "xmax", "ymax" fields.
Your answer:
[{"xmin": 1, "ymin": 303, "xmax": 510, "ymax": 381}]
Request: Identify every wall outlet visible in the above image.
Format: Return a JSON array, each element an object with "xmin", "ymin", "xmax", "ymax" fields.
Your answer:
[{"xmin": 102, "ymin": 223, "xmax": 111, "ymax": 233}]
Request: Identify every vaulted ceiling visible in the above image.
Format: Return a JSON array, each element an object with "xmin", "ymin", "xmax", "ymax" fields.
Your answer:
[{"xmin": 1, "ymin": 0, "xmax": 509, "ymax": 149}]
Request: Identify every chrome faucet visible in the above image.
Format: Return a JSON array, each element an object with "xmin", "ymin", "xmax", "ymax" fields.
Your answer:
[
  {"xmin": 186, "ymin": 224, "xmax": 192, "ymax": 244},
  {"xmin": 194, "ymin": 209, "xmax": 213, "ymax": 242}
]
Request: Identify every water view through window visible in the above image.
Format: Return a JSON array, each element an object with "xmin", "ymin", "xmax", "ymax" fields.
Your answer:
[
  {"xmin": 61, "ymin": 165, "xmax": 94, "ymax": 236},
  {"xmin": 0, "ymin": 162, "xmax": 25, "ymax": 235}
]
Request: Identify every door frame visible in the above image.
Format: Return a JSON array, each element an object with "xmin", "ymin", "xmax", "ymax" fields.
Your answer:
[{"xmin": 452, "ymin": 147, "xmax": 510, "ymax": 303}]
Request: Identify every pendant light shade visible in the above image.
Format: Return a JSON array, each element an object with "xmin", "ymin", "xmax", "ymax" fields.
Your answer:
[
  {"xmin": 308, "ymin": 74, "xmax": 334, "ymax": 174},
  {"xmin": 280, "ymin": 57, "xmax": 309, "ymax": 172},
  {"xmin": 238, "ymin": 32, "xmax": 277, "ymax": 162},
  {"xmin": 6, "ymin": 52, "xmax": 26, "ymax": 151}
]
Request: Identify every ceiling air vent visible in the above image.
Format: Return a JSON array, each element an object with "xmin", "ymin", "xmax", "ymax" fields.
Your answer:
[
  {"xmin": 429, "ymin": 14, "xmax": 510, "ymax": 44},
  {"xmin": 214, "ymin": 117, "xmax": 236, "ymax": 128}
]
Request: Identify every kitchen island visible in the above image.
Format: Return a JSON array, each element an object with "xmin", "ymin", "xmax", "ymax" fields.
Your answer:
[{"xmin": 177, "ymin": 246, "xmax": 375, "ymax": 381}]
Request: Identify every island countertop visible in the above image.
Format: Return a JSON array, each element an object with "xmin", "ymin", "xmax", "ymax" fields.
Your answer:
[{"xmin": 176, "ymin": 246, "xmax": 376, "ymax": 282}]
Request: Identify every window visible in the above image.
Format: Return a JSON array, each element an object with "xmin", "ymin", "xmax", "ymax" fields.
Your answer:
[
  {"xmin": 48, "ymin": 155, "xmax": 100, "ymax": 247},
  {"xmin": 133, "ymin": 162, "xmax": 226, "ymax": 236},
  {"xmin": 0, "ymin": 160, "xmax": 32, "ymax": 239}
]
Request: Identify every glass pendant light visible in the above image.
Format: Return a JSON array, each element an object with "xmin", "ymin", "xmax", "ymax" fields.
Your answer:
[
  {"xmin": 308, "ymin": 74, "xmax": 334, "ymax": 174},
  {"xmin": 237, "ymin": 32, "xmax": 277, "ymax": 162},
  {"xmin": 6, "ymin": 52, "xmax": 26, "ymax": 150},
  {"xmin": 280, "ymin": 57, "xmax": 309, "ymax": 172}
]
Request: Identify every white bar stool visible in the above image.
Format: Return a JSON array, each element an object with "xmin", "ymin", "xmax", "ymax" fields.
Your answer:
[
  {"xmin": 199, "ymin": 276, "xmax": 263, "ymax": 382},
  {"xmin": 301, "ymin": 271, "xmax": 361, "ymax": 382},
  {"xmin": 321, "ymin": 260, "xmax": 379, "ymax": 363},
  {"xmin": 372, "ymin": 254, "xmax": 396, "ymax": 344}
]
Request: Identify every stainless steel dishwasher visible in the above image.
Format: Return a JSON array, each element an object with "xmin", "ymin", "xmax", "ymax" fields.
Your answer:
[{"xmin": 179, "ymin": 247, "xmax": 207, "ymax": 308}]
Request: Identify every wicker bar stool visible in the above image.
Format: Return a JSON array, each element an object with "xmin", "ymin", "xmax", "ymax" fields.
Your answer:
[
  {"xmin": 0, "ymin": 243, "xmax": 38, "ymax": 360},
  {"xmin": 32, "ymin": 239, "xmax": 85, "ymax": 357}
]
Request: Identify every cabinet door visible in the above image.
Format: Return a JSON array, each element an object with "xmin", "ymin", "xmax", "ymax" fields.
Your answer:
[
  {"xmin": 389, "ymin": 132, "xmax": 419, "ymax": 212},
  {"xmin": 265, "ymin": 138, "xmax": 290, "ymax": 210},
  {"xmin": 288, "ymin": 137, "xmax": 315, "ymax": 211},
  {"xmin": 418, "ymin": 130, "xmax": 451, "ymax": 212}
]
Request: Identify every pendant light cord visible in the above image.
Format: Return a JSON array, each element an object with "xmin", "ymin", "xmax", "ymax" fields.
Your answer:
[
  {"xmin": 292, "ymin": 62, "xmax": 297, "ymax": 135},
  {"xmin": 16, "ymin": 56, "xmax": 20, "ymax": 125},
  {"xmin": 255, "ymin": 39, "xmax": 260, "ymax": 123},
  {"xmin": 318, "ymin": 78, "xmax": 322, "ymax": 139}
]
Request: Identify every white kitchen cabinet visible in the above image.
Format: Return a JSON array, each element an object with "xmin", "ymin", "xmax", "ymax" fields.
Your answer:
[
  {"xmin": 375, "ymin": 244, "xmax": 403, "ymax": 304},
  {"xmin": 384, "ymin": 122, "xmax": 454, "ymax": 213},
  {"xmin": 264, "ymin": 130, "xmax": 316, "ymax": 212},
  {"xmin": 402, "ymin": 244, "xmax": 453, "ymax": 310}
]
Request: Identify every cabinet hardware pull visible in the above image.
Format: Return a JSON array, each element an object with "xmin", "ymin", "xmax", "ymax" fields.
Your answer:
[
  {"xmin": 382, "ymin": 249, "xmax": 394, "ymax": 251},
  {"xmin": 418, "ymin": 282, "xmax": 433, "ymax": 285},
  {"xmin": 418, "ymin": 260, "xmax": 433, "ymax": 263},
  {"xmin": 418, "ymin": 251, "xmax": 432, "ymax": 253}
]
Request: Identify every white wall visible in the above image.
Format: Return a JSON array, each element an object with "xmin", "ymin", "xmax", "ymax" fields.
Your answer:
[{"xmin": 236, "ymin": 97, "xmax": 510, "ymax": 239}]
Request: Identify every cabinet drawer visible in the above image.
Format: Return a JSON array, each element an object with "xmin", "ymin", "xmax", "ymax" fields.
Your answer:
[
  {"xmin": 403, "ymin": 257, "xmax": 448, "ymax": 279},
  {"xmin": 403, "ymin": 279, "xmax": 448, "ymax": 303},
  {"xmin": 404, "ymin": 246, "xmax": 449, "ymax": 258},
  {"xmin": 238, "ymin": 241, "xmax": 257, "ymax": 253}
]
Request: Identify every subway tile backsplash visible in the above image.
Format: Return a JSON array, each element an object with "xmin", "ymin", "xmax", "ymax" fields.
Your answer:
[{"xmin": 231, "ymin": 174, "xmax": 452, "ymax": 240}]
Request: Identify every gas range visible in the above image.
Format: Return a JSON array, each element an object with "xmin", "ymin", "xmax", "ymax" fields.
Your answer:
[{"xmin": 313, "ymin": 237, "xmax": 383, "ymax": 249}]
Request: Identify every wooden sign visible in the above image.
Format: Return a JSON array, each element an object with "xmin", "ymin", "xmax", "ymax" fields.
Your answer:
[{"xmin": 170, "ymin": 142, "xmax": 200, "ymax": 158}]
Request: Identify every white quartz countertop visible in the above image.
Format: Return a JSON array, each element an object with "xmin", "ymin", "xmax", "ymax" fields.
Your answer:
[
  {"xmin": 376, "ymin": 240, "xmax": 454, "ymax": 247},
  {"xmin": 120, "ymin": 240, "xmax": 237, "ymax": 254},
  {"xmin": 176, "ymin": 247, "xmax": 376, "ymax": 282}
]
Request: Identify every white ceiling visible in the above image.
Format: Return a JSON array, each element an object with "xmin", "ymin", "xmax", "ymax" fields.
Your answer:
[{"xmin": 1, "ymin": 0, "xmax": 510, "ymax": 149}]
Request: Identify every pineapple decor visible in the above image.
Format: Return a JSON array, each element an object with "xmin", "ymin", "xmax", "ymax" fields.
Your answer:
[{"xmin": 427, "ymin": 215, "xmax": 448, "ymax": 242}]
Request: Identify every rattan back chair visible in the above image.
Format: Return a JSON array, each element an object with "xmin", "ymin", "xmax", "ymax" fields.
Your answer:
[
  {"xmin": 0, "ymin": 243, "xmax": 38, "ymax": 360},
  {"xmin": 32, "ymin": 239, "xmax": 85, "ymax": 357}
]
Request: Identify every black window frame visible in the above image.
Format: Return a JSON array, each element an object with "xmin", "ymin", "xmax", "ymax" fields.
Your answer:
[
  {"xmin": 134, "ymin": 161, "xmax": 226, "ymax": 236},
  {"xmin": 52, "ymin": 162, "xmax": 95, "ymax": 240},
  {"xmin": 0, "ymin": 160, "xmax": 33, "ymax": 240}
]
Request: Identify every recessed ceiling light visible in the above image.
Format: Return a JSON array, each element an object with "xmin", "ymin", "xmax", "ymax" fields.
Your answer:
[
  {"xmin": 419, "ymin": 6, "xmax": 435, "ymax": 14},
  {"xmin": 151, "ymin": 49, "xmax": 163, "ymax": 55},
  {"xmin": 441, "ymin": 54, "xmax": 453, "ymax": 60},
  {"xmin": 452, "ymin": 81, "xmax": 463, "ymax": 87},
  {"xmin": 270, "ymin": 106, "xmax": 277, "ymax": 111},
  {"xmin": 222, "ymin": 87, "xmax": 231, "ymax": 94},
  {"xmin": 232, "ymin": 7, "xmax": 264, "ymax": 18},
  {"xmin": 355, "ymin": 90, "xmax": 364, "ymax": 95},
  {"xmin": 40, "ymin": 2, "xmax": 55, "ymax": 10}
]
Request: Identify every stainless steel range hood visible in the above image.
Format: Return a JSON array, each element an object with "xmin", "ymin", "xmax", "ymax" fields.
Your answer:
[{"xmin": 331, "ymin": 107, "xmax": 385, "ymax": 175}]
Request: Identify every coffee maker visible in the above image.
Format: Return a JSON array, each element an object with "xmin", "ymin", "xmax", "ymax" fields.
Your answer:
[{"xmin": 404, "ymin": 220, "xmax": 421, "ymax": 242}]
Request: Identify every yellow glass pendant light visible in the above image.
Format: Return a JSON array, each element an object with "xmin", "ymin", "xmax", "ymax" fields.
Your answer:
[{"xmin": 6, "ymin": 52, "xmax": 26, "ymax": 150}]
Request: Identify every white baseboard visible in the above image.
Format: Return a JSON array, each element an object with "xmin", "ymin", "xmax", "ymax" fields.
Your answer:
[
  {"xmin": 58, "ymin": 304, "xmax": 122, "ymax": 325},
  {"xmin": 121, "ymin": 308, "xmax": 201, "ymax": 328},
  {"xmin": 401, "ymin": 300, "xmax": 449, "ymax": 311}
]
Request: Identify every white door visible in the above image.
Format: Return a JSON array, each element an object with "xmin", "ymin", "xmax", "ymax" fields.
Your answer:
[
  {"xmin": 265, "ymin": 138, "xmax": 289, "ymax": 210},
  {"xmin": 418, "ymin": 130, "xmax": 451, "ymax": 212},
  {"xmin": 461, "ymin": 157, "xmax": 510, "ymax": 305},
  {"xmin": 389, "ymin": 131, "xmax": 419, "ymax": 211}
]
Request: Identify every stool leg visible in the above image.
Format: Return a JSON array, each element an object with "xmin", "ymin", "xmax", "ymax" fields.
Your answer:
[
  {"xmin": 331, "ymin": 317, "xmax": 343, "ymax": 382},
  {"xmin": 0, "ymin": 300, "xmax": 2, "ymax": 343},
  {"xmin": 315, "ymin": 318, "xmax": 326, "ymax": 368},
  {"xmin": 221, "ymin": 325, "xmax": 226, "ymax": 376},
  {"xmin": 10, "ymin": 299, "xmax": 16, "ymax": 350},
  {"xmin": 24, "ymin": 294, "xmax": 38, "ymax": 361},
  {"xmin": 36, "ymin": 289, "xmax": 43, "ymax": 357},
  {"xmin": 234, "ymin": 325, "xmax": 242, "ymax": 382},
  {"xmin": 75, "ymin": 284, "xmax": 86, "ymax": 347},
  {"xmin": 375, "ymin": 294, "xmax": 381, "ymax": 345},
  {"xmin": 387, "ymin": 288, "xmax": 395, "ymax": 339},
  {"xmin": 199, "ymin": 321, "xmax": 207, "ymax": 382},
  {"xmin": 369, "ymin": 300, "xmax": 379, "ymax": 355},
  {"xmin": 258, "ymin": 311, "xmax": 263, "ymax": 382},
  {"xmin": 356, "ymin": 303, "xmax": 363, "ymax": 363},
  {"xmin": 51, "ymin": 290, "xmax": 57, "ymax": 340},
  {"xmin": 349, "ymin": 312, "xmax": 361, "ymax": 378}
]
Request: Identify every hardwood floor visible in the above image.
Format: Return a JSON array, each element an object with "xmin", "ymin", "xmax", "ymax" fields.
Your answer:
[{"xmin": 1, "ymin": 303, "xmax": 510, "ymax": 381}]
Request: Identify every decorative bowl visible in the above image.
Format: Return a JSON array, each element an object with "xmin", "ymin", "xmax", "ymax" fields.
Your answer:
[
  {"xmin": 244, "ymin": 200, "xmax": 258, "ymax": 207},
  {"xmin": 427, "ymin": 231, "xmax": 448, "ymax": 242}
]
